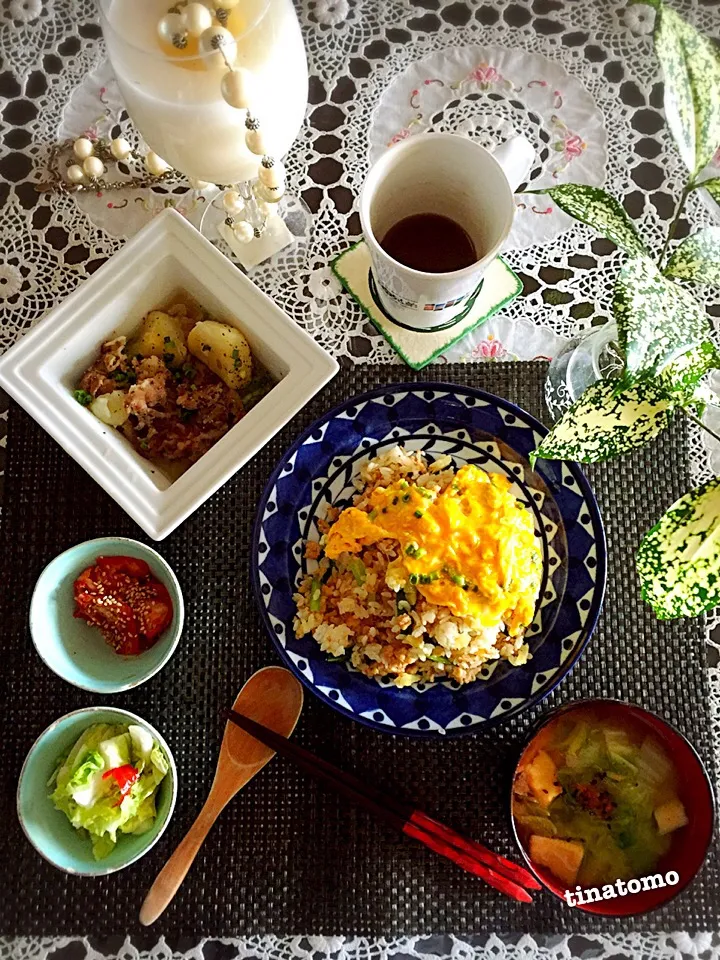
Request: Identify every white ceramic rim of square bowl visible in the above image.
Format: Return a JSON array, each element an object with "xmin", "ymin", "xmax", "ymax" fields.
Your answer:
[{"xmin": 0, "ymin": 209, "xmax": 338, "ymax": 540}]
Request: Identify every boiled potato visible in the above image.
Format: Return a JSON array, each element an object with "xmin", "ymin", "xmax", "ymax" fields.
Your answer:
[
  {"xmin": 188, "ymin": 320, "xmax": 253, "ymax": 390},
  {"xmin": 127, "ymin": 310, "xmax": 188, "ymax": 367},
  {"xmin": 90, "ymin": 390, "xmax": 129, "ymax": 427}
]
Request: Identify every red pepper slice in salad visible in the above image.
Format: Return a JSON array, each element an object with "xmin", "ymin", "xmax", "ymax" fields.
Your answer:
[{"xmin": 102, "ymin": 763, "xmax": 140, "ymax": 805}]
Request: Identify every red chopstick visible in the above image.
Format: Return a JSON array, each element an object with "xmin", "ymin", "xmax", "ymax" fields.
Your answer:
[{"xmin": 225, "ymin": 708, "xmax": 537, "ymax": 902}]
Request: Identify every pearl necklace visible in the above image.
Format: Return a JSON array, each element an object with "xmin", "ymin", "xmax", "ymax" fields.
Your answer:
[{"xmin": 157, "ymin": 0, "xmax": 286, "ymax": 243}]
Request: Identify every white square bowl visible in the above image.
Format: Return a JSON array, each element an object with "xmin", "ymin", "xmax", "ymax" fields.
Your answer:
[{"xmin": 0, "ymin": 209, "xmax": 338, "ymax": 540}]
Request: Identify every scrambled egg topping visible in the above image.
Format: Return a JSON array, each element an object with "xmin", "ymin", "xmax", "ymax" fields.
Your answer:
[{"xmin": 325, "ymin": 464, "xmax": 541, "ymax": 631}]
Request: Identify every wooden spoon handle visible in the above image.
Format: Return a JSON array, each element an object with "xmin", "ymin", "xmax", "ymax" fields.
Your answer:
[{"xmin": 139, "ymin": 792, "xmax": 227, "ymax": 926}]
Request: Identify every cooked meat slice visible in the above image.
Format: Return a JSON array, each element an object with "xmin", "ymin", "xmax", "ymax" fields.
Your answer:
[
  {"xmin": 77, "ymin": 336, "xmax": 130, "ymax": 397},
  {"xmin": 100, "ymin": 336, "xmax": 128, "ymax": 372},
  {"xmin": 78, "ymin": 364, "xmax": 117, "ymax": 398},
  {"xmin": 133, "ymin": 355, "xmax": 166, "ymax": 380},
  {"xmin": 127, "ymin": 370, "xmax": 172, "ymax": 419}
]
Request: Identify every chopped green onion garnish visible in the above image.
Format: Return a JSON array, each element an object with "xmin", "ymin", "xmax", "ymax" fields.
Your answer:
[
  {"xmin": 309, "ymin": 579, "xmax": 322, "ymax": 611},
  {"xmin": 73, "ymin": 389, "xmax": 93, "ymax": 407},
  {"xmin": 414, "ymin": 510, "xmax": 423, "ymax": 519},
  {"xmin": 347, "ymin": 557, "xmax": 366, "ymax": 585},
  {"xmin": 327, "ymin": 650, "xmax": 351, "ymax": 663}
]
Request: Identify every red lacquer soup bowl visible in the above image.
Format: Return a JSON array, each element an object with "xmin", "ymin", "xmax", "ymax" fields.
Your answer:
[{"xmin": 510, "ymin": 698, "xmax": 715, "ymax": 917}]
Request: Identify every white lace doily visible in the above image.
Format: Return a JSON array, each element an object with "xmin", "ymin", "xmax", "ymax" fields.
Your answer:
[
  {"xmin": 2, "ymin": 0, "xmax": 720, "ymax": 957},
  {"xmin": 2, "ymin": 930, "xmax": 720, "ymax": 960},
  {"xmin": 368, "ymin": 45, "xmax": 607, "ymax": 250}
]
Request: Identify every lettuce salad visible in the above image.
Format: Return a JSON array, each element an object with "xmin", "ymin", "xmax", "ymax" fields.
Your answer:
[{"xmin": 48, "ymin": 722, "xmax": 169, "ymax": 859}]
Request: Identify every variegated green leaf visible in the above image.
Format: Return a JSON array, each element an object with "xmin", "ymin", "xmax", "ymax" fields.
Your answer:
[
  {"xmin": 614, "ymin": 254, "xmax": 710, "ymax": 384},
  {"xmin": 525, "ymin": 184, "xmax": 647, "ymax": 256},
  {"xmin": 665, "ymin": 227, "xmax": 720, "ymax": 285},
  {"xmin": 637, "ymin": 476, "xmax": 720, "ymax": 619},
  {"xmin": 658, "ymin": 339, "xmax": 719, "ymax": 400},
  {"xmin": 698, "ymin": 177, "xmax": 720, "ymax": 204},
  {"xmin": 657, "ymin": 340, "xmax": 719, "ymax": 416},
  {"xmin": 654, "ymin": 5, "xmax": 720, "ymax": 176},
  {"xmin": 532, "ymin": 378, "xmax": 674, "ymax": 465}
]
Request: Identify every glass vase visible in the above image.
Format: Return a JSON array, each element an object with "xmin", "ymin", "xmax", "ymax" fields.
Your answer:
[{"xmin": 545, "ymin": 321, "xmax": 624, "ymax": 422}]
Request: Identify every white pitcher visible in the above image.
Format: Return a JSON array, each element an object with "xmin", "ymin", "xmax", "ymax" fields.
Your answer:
[{"xmin": 359, "ymin": 132, "xmax": 534, "ymax": 331}]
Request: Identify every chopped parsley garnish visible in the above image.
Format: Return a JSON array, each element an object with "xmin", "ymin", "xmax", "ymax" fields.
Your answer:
[
  {"xmin": 112, "ymin": 369, "xmax": 136, "ymax": 385},
  {"xmin": 163, "ymin": 337, "xmax": 176, "ymax": 347},
  {"xmin": 139, "ymin": 439, "xmax": 149, "ymax": 450},
  {"xmin": 231, "ymin": 347, "xmax": 242, "ymax": 370},
  {"xmin": 73, "ymin": 389, "xmax": 93, "ymax": 407},
  {"xmin": 414, "ymin": 510, "xmax": 423, "ymax": 519},
  {"xmin": 179, "ymin": 407, "xmax": 197, "ymax": 423}
]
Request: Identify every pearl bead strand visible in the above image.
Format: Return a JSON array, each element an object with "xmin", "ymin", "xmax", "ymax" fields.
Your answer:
[
  {"xmin": 156, "ymin": 0, "xmax": 287, "ymax": 240},
  {"xmin": 67, "ymin": 135, "xmax": 176, "ymax": 190}
]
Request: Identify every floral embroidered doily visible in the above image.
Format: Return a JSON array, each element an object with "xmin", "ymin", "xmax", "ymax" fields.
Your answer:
[{"xmin": 368, "ymin": 45, "xmax": 608, "ymax": 250}]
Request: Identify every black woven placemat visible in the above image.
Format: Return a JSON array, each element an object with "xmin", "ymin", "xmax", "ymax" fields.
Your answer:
[{"xmin": 0, "ymin": 362, "xmax": 717, "ymax": 938}]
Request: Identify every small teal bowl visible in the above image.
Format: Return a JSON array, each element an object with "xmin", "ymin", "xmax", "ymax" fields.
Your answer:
[
  {"xmin": 17, "ymin": 706, "xmax": 177, "ymax": 875},
  {"xmin": 30, "ymin": 537, "xmax": 184, "ymax": 693}
]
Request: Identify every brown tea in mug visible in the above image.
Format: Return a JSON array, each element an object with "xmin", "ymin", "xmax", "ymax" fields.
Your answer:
[{"xmin": 380, "ymin": 213, "xmax": 477, "ymax": 273}]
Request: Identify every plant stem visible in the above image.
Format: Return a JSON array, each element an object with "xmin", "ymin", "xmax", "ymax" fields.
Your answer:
[
  {"xmin": 658, "ymin": 182, "xmax": 693, "ymax": 270},
  {"xmin": 685, "ymin": 408, "xmax": 720, "ymax": 446}
]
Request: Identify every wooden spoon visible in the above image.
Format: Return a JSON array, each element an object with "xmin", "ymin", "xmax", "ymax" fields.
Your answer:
[{"xmin": 139, "ymin": 665, "xmax": 304, "ymax": 926}]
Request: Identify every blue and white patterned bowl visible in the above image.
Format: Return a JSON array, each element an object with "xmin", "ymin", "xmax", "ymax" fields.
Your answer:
[{"xmin": 252, "ymin": 384, "xmax": 606, "ymax": 737}]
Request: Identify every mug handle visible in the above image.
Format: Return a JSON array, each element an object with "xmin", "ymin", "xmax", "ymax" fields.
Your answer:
[{"xmin": 493, "ymin": 135, "xmax": 535, "ymax": 193}]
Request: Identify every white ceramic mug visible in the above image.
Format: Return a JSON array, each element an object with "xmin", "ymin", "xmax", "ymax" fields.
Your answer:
[{"xmin": 359, "ymin": 132, "xmax": 534, "ymax": 331}]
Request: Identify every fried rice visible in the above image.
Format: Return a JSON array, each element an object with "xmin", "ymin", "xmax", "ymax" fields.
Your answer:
[{"xmin": 293, "ymin": 445, "xmax": 542, "ymax": 687}]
